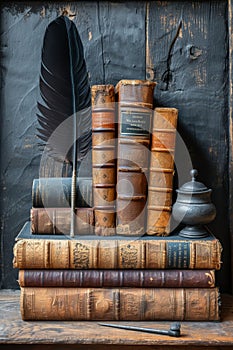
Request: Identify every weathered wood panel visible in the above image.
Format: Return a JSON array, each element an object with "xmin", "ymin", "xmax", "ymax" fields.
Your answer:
[
  {"xmin": 228, "ymin": 0, "xmax": 233, "ymax": 294},
  {"xmin": 0, "ymin": 290, "xmax": 233, "ymax": 347},
  {"xmin": 146, "ymin": 1, "xmax": 230, "ymax": 292}
]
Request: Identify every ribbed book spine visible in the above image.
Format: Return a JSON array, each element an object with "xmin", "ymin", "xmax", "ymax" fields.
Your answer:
[
  {"xmin": 20, "ymin": 287, "xmax": 220, "ymax": 321},
  {"xmin": 18, "ymin": 269, "xmax": 216, "ymax": 288},
  {"xmin": 31, "ymin": 208, "xmax": 94, "ymax": 235},
  {"xmin": 147, "ymin": 107, "xmax": 178, "ymax": 235},
  {"xmin": 92, "ymin": 85, "xmax": 116, "ymax": 236},
  {"xmin": 115, "ymin": 80, "xmax": 156, "ymax": 236},
  {"xmin": 13, "ymin": 224, "xmax": 222, "ymax": 270}
]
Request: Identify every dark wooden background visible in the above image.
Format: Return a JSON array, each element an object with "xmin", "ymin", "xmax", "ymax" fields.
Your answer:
[{"xmin": 0, "ymin": 1, "xmax": 232, "ymax": 293}]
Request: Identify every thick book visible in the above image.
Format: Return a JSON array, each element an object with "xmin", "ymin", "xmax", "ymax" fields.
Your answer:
[
  {"xmin": 92, "ymin": 84, "xmax": 116, "ymax": 236},
  {"xmin": 18, "ymin": 269, "xmax": 215, "ymax": 288},
  {"xmin": 20, "ymin": 287, "xmax": 220, "ymax": 321},
  {"xmin": 115, "ymin": 80, "xmax": 156, "ymax": 236},
  {"xmin": 147, "ymin": 107, "xmax": 178, "ymax": 236},
  {"xmin": 13, "ymin": 222, "xmax": 222, "ymax": 270},
  {"xmin": 32, "ymin": 177, "xmax": 93, "ymax": 208},
  {"xmin": 31, "ymin": 208, "xmax": 94, "ymax": 235}
]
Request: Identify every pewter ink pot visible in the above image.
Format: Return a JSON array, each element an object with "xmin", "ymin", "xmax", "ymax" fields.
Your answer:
[{"xmin": 172, "ymin": 169, "xmax": 216, "ymax": 238}]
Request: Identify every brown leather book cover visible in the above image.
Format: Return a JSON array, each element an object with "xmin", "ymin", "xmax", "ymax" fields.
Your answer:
[
  {"xmin": 147, "ymin": 107, "xmax": 178, "ymax": 236},
  {"xmin": 20, "ymin": 287, "xmax": 220, "ymax": 321},
  {"xmin": 115, "ymin": 80, "xmax": 156, "ymax": 236},
  {"xmin": 13, "ymin": 223, "xmax": 222, "ymax": 270},
  {"xmin": 18, "ymin": 269, "xmax": 215, "ymax": 288},
  {"xmin": 92, "ymin": 85, "xmax": 116, "ymax": 236},
  {"xmin": 31, "ymin": 207, "xmax": 94, "ymax": 235}
]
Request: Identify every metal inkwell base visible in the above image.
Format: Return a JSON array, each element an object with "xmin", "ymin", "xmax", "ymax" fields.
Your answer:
[{"xmin": 172, "ymin": 169, "xmax": 216, "ymax": 239}]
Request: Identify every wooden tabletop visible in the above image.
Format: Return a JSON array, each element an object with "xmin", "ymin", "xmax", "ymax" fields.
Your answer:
[{"xmin": 0, "ymin": 290, "xmax": 233, "ymax": 349}]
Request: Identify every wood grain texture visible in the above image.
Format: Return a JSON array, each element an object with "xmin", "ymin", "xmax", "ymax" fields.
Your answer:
[
  {"xmin": 228, "ymin": 0, "xmax": 233, "ymax": 294},
  {"xmin": 146, "ymin": 0, "xmax": 230, "ymax": 292},
  {"xmin": 0, "ymin": 290, "xmax": 233, "ymax": 347}
]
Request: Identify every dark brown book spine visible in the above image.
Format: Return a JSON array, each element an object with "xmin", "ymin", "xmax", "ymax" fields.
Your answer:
[
  {"xmin": 18, "ymin": 269, "xmax": 215, "ymax": 288},
  {"xmin": 31, "ymin": 208, "xmax": 94, "ymax": 235},
  {"xmin": 115, "ymin": 80, "xmax": 156, "ymax": 236},
  {"xmin": 20, "ymin": 287, "xmax": 220, "ymax": 321},
  {"xmin": 92, "ymin": 85, "xmax": 116, "ymax": 236},
  {"xmin": 147, "ymin": 107, "xmax": 178, "ymax": 236},
  {"xmin": 32, "ymin": 177, "xmax": 92, "ymax": 208}
]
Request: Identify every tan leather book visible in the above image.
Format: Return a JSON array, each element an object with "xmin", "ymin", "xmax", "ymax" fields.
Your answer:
[
  {"xmin": 147, "ymin": 107, "xmax": 178, "ymax": 236},
  {"xmin": 20, "ymin": 287, "xmax": 220, "ymax": 321},
  {"xmin": 18, "ymin": 269, "xmax": 216, "ymax": 288},
  {"xmin": 92, "ymin": 84, "xmax": 116, "ymax": 236},
  {"xmin": 31, "ymin": 208, "xmax": 94, "ymax": 235},
  {"xmin": 115, "ymin": 80, "xmax": 156, "ymax": 236},
  {"xmin": 13, "ymin": 222, "xmax": 222, "ymax": 270}
]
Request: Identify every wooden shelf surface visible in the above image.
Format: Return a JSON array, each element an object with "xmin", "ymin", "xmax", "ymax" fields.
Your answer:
[{"xmin": 0, "ymin": 290, "xmax": 233, "ymax": 349}]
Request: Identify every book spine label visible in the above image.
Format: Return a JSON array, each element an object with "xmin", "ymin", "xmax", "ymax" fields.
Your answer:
[
  {"xmin": 120, "ymin": 108, "xmax": 151, "ymax": 136},
  {"xmin": 20, "ymin": 287, "xmax": 220, "ymax": 321},
  {"xmin": 32, "ymin": 177, "xmax": 93, "ymax": 208},
  {"xmin": 147, "ymin": 107, "xmax": 178, "ymax": 236},
  {"xmin": 13, "ymin": 238, "xmax": 222, "ymax": 270},
  {"xmin": 31, "ymin": 208, "xmax": 94, "ymax": 235},
  {"xmin": 19, "ymin": 269, "xmax": 215, "ymax": 288},
  {"xmin": 92, "ymin": 84, "xmax": 116, "ymax": 236}
]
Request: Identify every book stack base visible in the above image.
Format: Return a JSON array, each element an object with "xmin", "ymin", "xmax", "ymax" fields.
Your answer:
[{"xmin": 14, "ymin": 221, "xmax": 222, "ymax": 321}]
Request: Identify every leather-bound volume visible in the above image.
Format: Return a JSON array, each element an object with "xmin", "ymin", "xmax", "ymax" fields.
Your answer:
[
  {"xmin": 92, "ymin": 85, "xmax": 116, "ymax": 236},
  {"xmin": 31, "ymin": 208, "xmax": 94, "ymax": 235},
  {"xmin": 147, "ymin": 107, "xmax": 178, "ymax": 236},
  {"xmin": 32, "ymin": 177, "xmax": 92, "ymax": 208},
  {"xmin": 19, "ymin": 269, "xmax": 215, "ymax": 288},
  {"xmin": 115, "ymin": 80, "xmax": 156, "ymax": 236},
  {"xmin": 13, "ymin": 222, "xmax": 222, "ymax": 270},
  {"xmin": 20, "ymin": 287, "xmax": 220, "ymax": 321}
]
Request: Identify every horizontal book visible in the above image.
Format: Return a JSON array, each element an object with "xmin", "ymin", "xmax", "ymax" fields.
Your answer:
[
  {"xmin": 31, "ymin": 208, "xmax": 94, "ymax": 235},
  {"xmin": 32, "ymin": 177, "xmax": 92, "ymax": 208},
  {"xmin": 13, "ymin": 222, "xmax": 222, "ymax": 269},
  {"xmin": 18, "ymin": 269, "xmax": 215, "ymax": 288},
  {"xmin": 20, "ymin": 287, "xmax": 220, "ymax": 321}
]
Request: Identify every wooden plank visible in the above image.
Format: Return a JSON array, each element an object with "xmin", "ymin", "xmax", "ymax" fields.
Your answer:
[
  {"xmin": 98, "ymin": 1, "xmax": 146, "ymax": 85},
  {"xmin": 228, "ymin": 0, "xmax": 233, "ymax": 294},
  {"xmin": 0, "ymin": 290, "xmax": 233, "ymax": 347},
  {"xmin": 146, "ymin": 0, "xmax": 231, "ymax": 293}
]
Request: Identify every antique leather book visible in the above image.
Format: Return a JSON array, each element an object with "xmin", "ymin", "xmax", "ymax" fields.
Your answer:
[
  {"xmin": 13, "ymin": 222, "xmax": 222, "ymax": 270},
  {"xmin": 20, "ymin": 287, "xmax": 220, "ymax": 321},
  {"xmin": 92, "ymin": 84, "xmax": 116, "ymax": 236},
  {"xmin": 31, "ymin": 208, "xmax": 94, "ymax": 235},
  {"xmin": 147, "ymin": 107, "xmax": 178, "ymax": 236},
  {"xmin": 32, "ymin": 177, "xmax": 92, "ymax": 208},
  {"xmin": 115, "ymin": 79, "xmax": 156, "ymax": 236},
  {"xmin": 18, "ymin": 269, "xmax": 215, "ymax": 288}
]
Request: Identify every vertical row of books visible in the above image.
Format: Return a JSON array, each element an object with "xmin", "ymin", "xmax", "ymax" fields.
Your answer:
[{"xmin": 13, "ymin": 80, "xmax": 222, "ymax": 321}]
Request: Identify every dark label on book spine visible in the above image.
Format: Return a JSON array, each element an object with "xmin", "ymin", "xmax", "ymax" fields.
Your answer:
[
  {"xmin": 120, "ymin": 110, "xmax": 151, "ymax": 136},
  {"xmin": 167, "ymin": 242, "xmax": 190, "ymax": 268}
]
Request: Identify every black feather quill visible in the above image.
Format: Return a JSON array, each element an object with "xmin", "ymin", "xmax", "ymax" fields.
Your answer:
[{"xmin": 37, "ymin": 15, "xmax": 92, "ymax": 236}]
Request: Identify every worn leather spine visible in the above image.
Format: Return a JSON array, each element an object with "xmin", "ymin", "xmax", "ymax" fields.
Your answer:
[
  {"xmin": 18, "ymin": 269, "xmax": 215, "ymax": 288},
  {"xmin": 13, "ymin": 234, "xmax": 222, "ymax": 270},
  {"xmin": 32, "ymin": 177, "xmax": 93, "ymax": 208},
  {"xmin": 147, "ymin": 107, "xmax": 178, "ymax": 236},
  {"xmin": 92, "ymin": 85, "xmax": 116, "ymax": 236},
  {"xmin": 31, "ymin": 208, "xmax": 94, "ymax": 235},
  {"xmin": 115, "ymin": 80, "xmax": 156, "ymax": 236},
  {"xmin": 20, "ymin": 287, "xmax": 220, "ymax": 321}
]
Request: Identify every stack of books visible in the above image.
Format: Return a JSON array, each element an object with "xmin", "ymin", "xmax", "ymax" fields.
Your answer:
[{"xmin": 13, "ymin": 80, "xmax": 222, "ymax": 321}]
